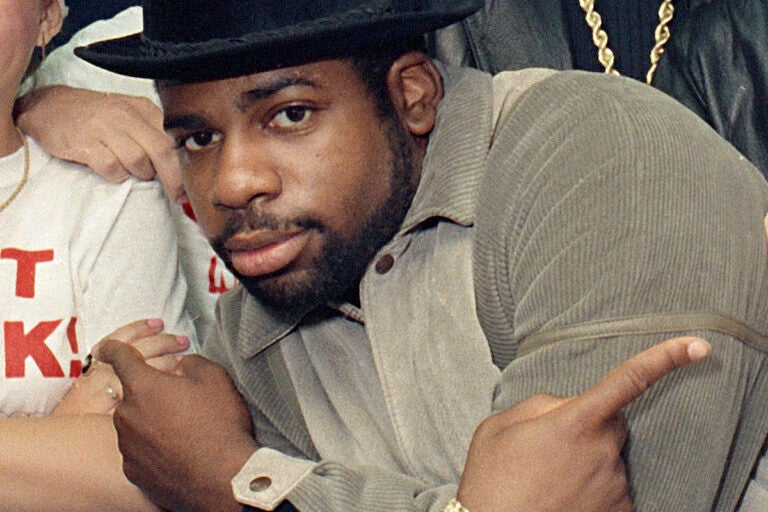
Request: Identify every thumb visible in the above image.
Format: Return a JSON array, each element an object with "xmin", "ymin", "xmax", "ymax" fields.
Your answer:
[
  {"xmin": 177, "ymin": 354, "xmax": 231, "ymax": 382},
  {"xmin": 93, "ymin": 338, "xmax": 150, "ymax": 383}
]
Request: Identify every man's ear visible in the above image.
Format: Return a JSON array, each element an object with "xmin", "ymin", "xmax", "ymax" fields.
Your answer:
[
  {"xmin": 37, "ymin": 0, "xmax": 64, "ymax": 48},
  {"xmin": 386, "ymin": 52, "xmax": 443, "ymax": 137}
]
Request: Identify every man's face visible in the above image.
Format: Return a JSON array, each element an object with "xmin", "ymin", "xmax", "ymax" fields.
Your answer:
[{"xmin": 160, "ymin": 60, "xmax": 418, "ymax": 309}]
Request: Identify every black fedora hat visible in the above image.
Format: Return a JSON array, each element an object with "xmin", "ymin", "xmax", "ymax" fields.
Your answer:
[{"xmin": 75, "ymin": 0, "xmax": 483, "ymax": 82}]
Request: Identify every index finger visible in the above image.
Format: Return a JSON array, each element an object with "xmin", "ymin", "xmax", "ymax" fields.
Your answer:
[
  {"xmin": 99, "ymin": 318, "xmax": 165, "ymax": 344},
  {"xmin": 93, "ymin": 338, "xmax": 153, "ymax": 383},
  {"xmin": 573, "ymin": 336, "xmax": 711, "ymax": 422}
]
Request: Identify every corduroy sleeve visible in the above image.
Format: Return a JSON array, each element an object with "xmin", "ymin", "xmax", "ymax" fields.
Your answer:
[{"xmin": 474, "ymin": 70, "xmax": 768, "ymax": 512}]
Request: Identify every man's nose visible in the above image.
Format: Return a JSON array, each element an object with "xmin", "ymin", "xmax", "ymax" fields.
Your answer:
[{"xmin": 211, "ymin": 136, "xmax": 281, "ymax": 209}]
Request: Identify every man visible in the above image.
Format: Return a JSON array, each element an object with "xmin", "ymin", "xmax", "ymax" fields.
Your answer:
[{"xmin": 75, "ymin": 1, "xmax": 768, "ymax": 511}]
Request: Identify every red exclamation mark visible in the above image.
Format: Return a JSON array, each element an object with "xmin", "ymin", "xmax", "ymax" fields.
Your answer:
[{"xmin": 67, "ymin": 317, "xmax": 82, "ymax": 377}]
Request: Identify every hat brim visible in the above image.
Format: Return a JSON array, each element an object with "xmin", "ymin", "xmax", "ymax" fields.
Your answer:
[{"xmin": 75, "ymin": 4, "xmax": 480, "ymax": 82}]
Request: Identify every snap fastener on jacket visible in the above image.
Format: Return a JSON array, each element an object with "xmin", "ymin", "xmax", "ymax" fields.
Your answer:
[
  {"xmin": 375, "ymin": 254, "xmax": 395, "ymax": 274},
  {"xmin": 249, "ymin": 476, "xmax": 272, "ymax": 492}
]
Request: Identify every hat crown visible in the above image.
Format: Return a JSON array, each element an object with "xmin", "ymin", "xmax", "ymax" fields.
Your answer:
[
  {"xmin": 75, "ymin": 0, "xmax": 482, "ymax": 81},
  {"xmin": 144, "ymin": 0, "xmax": 420, "ymax": 44}
]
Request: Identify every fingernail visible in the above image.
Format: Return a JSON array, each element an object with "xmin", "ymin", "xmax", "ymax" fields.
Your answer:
[
  {"xmin": 175, "ymin": 355, "xmax": 184, "ymax": 361},
  {"xmin": 147, "ymin": 318, "xmax": 164, "ymax": 329},
  {"xmin": 176, "ymin": 336, "xmax": 190, "ymax": 347},
  {"xmin": 687, "ymin": 339, "xmax": 711, "ymax": 360}
]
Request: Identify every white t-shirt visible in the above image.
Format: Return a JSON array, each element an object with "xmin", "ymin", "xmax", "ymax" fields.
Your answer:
[
  {"xmin": 0, "ymin": 137, "xmax": 195, "ymax": 417},
  {"xmin": 31, "ymin": 5, "xmax": 237, "ymax": 342}
]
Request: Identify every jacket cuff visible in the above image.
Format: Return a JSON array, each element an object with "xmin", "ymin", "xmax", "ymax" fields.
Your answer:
[{"xmin": 232, "ymin": 448, "xmax": 317, "ymax": 511}]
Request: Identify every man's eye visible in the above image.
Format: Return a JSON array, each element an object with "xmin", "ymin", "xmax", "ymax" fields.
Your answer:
[
  {"xmin": 181, "ymin": 131, "xmax": 222, "ymax": 151},
  {"xmin": 271, "ymin": 106, "xmax": 312, "ymax": 129}
]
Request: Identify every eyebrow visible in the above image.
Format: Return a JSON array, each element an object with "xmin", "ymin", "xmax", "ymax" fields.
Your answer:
[
  {"xmin": 236, "ymin": 76, "xmax": 321, "ymax": 112},
  {"xmin": 163, "ymin": 76, "xmax": 321, "ymax": 132},
  {"xmin": 164, "ymin": 114, "xmax": 208, "ymax": 132}
]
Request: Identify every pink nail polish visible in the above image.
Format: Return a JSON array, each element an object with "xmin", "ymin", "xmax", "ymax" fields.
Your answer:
[
  {"xmin": 147, "ymin": 318, "xmax": 164, "ymax": 329},
  {"xmin": 177, "ymin": 336, "xmax": 190, "ymax": 347}
]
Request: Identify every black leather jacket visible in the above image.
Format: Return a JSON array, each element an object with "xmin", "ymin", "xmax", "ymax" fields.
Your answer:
[
  {"xmin": 655, "ymin": 0, "xmax": 768, "ymax": 179},
  {"xmin": 431, "ymin": 0, "xmax": 704, "ymax": 80},
  {"xmin": 429, "ymin": 0, "xmax": 572, "ymax": 73}
]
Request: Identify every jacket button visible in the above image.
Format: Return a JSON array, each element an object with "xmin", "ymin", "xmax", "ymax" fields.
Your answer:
[
  {"xmin": 375, "ymin": 254, "xmax": 395, "ymax": 274},
  {"xmin": 249, "ymin": 476, "xmax": 272, "ymax": 492}
]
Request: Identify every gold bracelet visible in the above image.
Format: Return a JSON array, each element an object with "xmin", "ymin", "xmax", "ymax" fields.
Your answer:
[{"xmin": 444, "ymin": 498, "xmax": 470, "ymax": 512}]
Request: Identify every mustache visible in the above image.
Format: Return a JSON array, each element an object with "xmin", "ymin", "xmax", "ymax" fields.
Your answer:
[{"xmin": 214, "ymin": 208, "xmax": 325, "ymax": 247}]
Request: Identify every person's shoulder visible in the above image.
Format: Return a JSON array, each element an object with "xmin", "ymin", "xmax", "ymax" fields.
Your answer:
[
  {"xmin": 492, "ymin": 68, "xmax": 559, "ymax": 95},
  {"xmin": 34, "ymin": 140, "xmax": 159, "ymax": 191},
  {"xmin": 525, "ymin": 70, "xmax": 678, "ymax": 108},
  {"xmin": 492, "ymin": 69, "xmax": 681, "ymax": 128},
  {"xmin": 27, "ymin": 137, "xmax": 108, "ymax": 190},
  {"xmin": 490, "ymin": 68, "xmax": 560, "ymax": 124},
  {"xmin": 29, "ymin": 137, "xmax": 169, "ymax": 216}
]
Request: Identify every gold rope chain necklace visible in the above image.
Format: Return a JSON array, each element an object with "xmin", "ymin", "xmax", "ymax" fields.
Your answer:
[
  {"xmin": 0, "ymin": 128, "xmax": 30, "ymax": 214},
  {"xmin": 578, "ymin": 0, "xmax": 674, "ymax": 85}
]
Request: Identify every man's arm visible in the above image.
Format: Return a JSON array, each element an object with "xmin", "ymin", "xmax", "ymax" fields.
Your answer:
[
  {"xmin": 457, "ymin": 337, "xmax": 710, "ymax": 512},
  {"xmin": 474, "ymin": 70, "xmax": 768, "ymax": 511},
  {"xmin": 95, "ymin": 331, "xmax": 708, "ymax": 512}
]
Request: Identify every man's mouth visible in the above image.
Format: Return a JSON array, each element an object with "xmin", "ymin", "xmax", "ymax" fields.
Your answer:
[{"xmin": 224, "ymin": 229, "xmax": 310, "ymax": 278}]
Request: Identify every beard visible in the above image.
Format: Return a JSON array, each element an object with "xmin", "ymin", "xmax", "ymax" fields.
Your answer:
[{"xmin": 211, "ymin": 115, "xmax": 418, "ymax": 311}]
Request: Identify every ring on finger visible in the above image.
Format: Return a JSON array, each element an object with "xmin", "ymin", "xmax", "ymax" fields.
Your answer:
[{"xmin": 106, "ymin": 384, "xmax": 119, "ymax": 401}]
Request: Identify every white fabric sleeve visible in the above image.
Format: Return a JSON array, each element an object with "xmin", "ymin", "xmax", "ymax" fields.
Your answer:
[{"xmin": 77, "ymin": 179, "xmax": 197, "ymax": 351}]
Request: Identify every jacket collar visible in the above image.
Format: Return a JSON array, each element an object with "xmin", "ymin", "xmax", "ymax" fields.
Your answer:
[
  {"xmin": 234, "ymin": 63, "xmax": 495, "ymax": 359},
  {"xmin": 400, "ymin": 63, "xmax": 494, "ymax": 233},
  {"xmin": 234, "ymin": 289, "xmax": 310, "ymax": 359}
]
